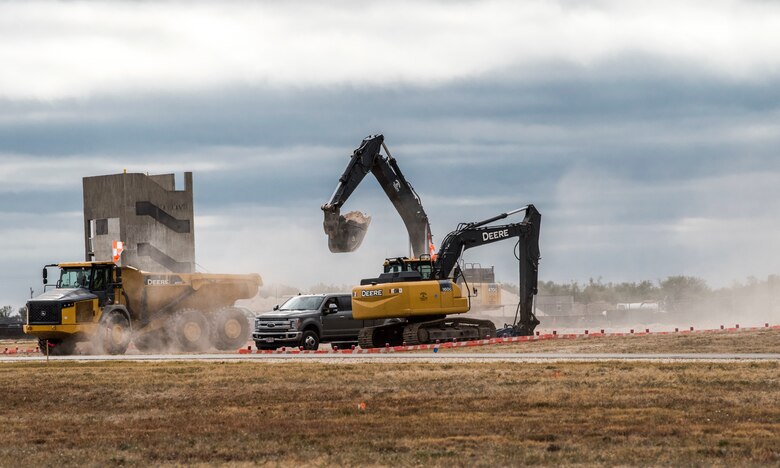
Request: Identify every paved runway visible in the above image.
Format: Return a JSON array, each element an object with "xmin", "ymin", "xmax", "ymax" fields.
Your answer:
[{"xmin": 2, "ymin": 352, "xmax": 779, "ymax": 363}]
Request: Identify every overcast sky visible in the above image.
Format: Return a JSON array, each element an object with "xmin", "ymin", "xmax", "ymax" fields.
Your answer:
[{"xmin": 2, "ymin": 0, "xmax": 780, "ymax": 309}]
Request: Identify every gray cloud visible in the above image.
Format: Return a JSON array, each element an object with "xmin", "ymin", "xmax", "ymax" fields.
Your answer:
[
  {"xmin": 2, "ymin": 3, "xmax": 780, "ymax": 313},
  {"xmin": 3, "ymin": 1, "xmax": 780, "ymax": 99}
]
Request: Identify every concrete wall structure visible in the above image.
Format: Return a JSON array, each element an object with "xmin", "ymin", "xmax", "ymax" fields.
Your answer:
[{"xmin": 83, "ymin": 172, "xmax": 195, "ymax": 273}]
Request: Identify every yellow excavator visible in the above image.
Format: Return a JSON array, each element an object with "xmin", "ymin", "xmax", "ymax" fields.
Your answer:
[
  {"xmin": 322, "ymin": 134, "xmax": 541, "ymax": 348},
  {"xmin": 351, "ymin": 205, "xmax": 541, "ymax": 347}
]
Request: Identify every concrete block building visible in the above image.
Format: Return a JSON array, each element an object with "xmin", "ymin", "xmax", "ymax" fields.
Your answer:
[{"xmin": 83, "ymin": 172, "xmax": 195, "ymax": 273}]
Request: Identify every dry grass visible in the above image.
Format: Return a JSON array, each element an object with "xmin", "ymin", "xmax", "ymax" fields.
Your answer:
[
  {"xmin": 0, "ymin": 360, "xmax": 778, "ymax": 466},
  {"xmin": 435, "ymin": 328, "xmax": 780, "ymax": 354}
]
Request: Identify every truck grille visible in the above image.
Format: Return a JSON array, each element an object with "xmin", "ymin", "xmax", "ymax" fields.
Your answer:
[
  {"xmin": 255, "ymin": 320, "xmax": 290, "ymax": 331},
  {"xmin": 27, "ymin": 302, "xmax": 62, "ymax": 325}
]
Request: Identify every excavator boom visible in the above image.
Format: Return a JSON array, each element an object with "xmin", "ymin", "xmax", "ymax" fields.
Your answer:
[
  {"xmin": 435, "ymin": 205, "xmax": 541, "ymax": 335},
  {"xmin": 322, "ymin": 134, "xmax": 432, "ymax": 257}
]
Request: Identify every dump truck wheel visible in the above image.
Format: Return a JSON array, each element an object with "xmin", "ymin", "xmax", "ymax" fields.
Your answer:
[
  {"xmin": 99, "ymin": 311, "xmax": 132, "ymax": 355},
  {"xmin": 211, "ymin": 307, "xmax": 250, "ymax": 350},
  {"xmin": 168, "ymin": 309, "xmax": 211, "ymax": 352},
  {"xmin": 38, "ymin": 338, "xmax": 76, "ymax": 356}
]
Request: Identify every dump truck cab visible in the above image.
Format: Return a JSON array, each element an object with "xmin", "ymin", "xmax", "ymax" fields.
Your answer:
[
  {"xmin": 26, "ymin": 261, "xmax": 131, "ymax": 355},
  {"xmin": 50, "ymin": 261, "xmax": 118, "ymax": 308}
]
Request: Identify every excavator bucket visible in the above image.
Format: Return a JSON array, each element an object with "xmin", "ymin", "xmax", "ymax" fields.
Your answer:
[{"xmin": 323, "ymin": 210, "xmax": 372, "ymax": 253}]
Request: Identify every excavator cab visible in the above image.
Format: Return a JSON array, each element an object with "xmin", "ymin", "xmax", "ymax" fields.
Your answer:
[{"xmin": 383, "ymin": 256, "xmax": 434, "ymax": 280}]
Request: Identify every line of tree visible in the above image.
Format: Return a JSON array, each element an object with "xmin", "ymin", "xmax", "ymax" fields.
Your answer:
[
  {"xmin": 0, "ymin": 305, "xmax": 26, "ymax": 322},
  {"xmin": 503, "ymin": 275, "xmax": 780, "ymax": 305},
  {"xmin": 266, "ymin": 275, "xmax": 780, "ymax": 307}
]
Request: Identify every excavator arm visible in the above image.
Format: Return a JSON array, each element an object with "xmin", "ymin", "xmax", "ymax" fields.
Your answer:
[
  {"xmin": 434, "ymin": 205, "xmax": 542, "ymax": 336},
  {"xmin": 322, "ymin": 134, "xmax": 433, "ymax": 257}
]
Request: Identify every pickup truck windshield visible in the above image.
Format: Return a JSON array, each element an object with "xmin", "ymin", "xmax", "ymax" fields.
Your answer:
[{"xmin": 279, "ymin": 296, "xmax": 325, "ymax": 311}]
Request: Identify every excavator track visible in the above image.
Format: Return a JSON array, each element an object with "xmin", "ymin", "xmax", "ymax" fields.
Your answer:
[
  {"xmin": 359, "ymin": 318, "xmax": 498, "ymax": 349},
  {"xmin": 358, "ymin": 322, "xmax": 406, "ymax": 349},
  {"xmin": 404, "ymin": 318, "xmax": 496, "ymax": 347},
  {"xmin": 402, "ymin": 322, "xmax": 426, "ymax": 346},
  {"xmin": 357, "ymin": 327, "xmax": 376, "ymax": 349}
]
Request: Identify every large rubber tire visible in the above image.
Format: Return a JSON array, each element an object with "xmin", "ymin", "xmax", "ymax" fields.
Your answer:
[
  {"xmin": 38, "ymin": 338, "xmax": 76, "ymax": 356},
  {"xmin": 133, "ymin": 329, "xmax": 170, "ymax": 353},
  {"xmin": 211, "ymin": 307, "xmax": 251, "ymax": 351},
  {"xmin": 167, "ymin": 309, "xmax": 211, "ymax": 352},
  {"xmin": 299, "ymin": 329, "xmax": 320, "ymax": 351},
  {"xmin": 99, "ymin": 311, "xmax": 132, "ymax": 355}
]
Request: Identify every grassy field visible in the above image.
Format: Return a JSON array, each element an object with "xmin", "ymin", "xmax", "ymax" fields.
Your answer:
[
  {"xmin": 435, "ymin": 328, "xmax": 780, "ymax": 354},
  {"xmin": 0, "ymin": 360, "xmax": 778, "ymax": 466}
]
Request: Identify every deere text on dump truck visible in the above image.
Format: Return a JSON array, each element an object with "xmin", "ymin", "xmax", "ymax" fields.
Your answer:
[{"xmin": 25, "ymin": 261, "xmax": 261, "ymax": 355}]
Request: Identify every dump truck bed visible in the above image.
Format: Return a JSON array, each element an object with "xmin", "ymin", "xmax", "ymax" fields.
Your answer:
[{"xmin": 121, "ymin": 267, "xmax": 262, "ymax": 319}]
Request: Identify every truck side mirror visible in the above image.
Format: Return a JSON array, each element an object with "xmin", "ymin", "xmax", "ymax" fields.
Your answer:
[
  {"xmin": 273, "ymin": 305, "xmax": 279, "ymax": 311},
  {"xmin": 326, "ymin": 303, "xmax": 338, "ymax": 314},
  {"xmin": 42, "ymin": 268, "xmax": 48, "ymax": 285}
]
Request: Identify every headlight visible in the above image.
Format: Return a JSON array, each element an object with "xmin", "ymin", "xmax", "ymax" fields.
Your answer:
[{"xmin": 289, "ymin": 319, "xmax": 301, "ymax": 330}]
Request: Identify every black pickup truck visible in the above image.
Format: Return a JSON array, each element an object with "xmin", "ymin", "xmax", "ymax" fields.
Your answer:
[{"xmin": 253, "ymin": 293, "xmax": 380, "ymax": 350}]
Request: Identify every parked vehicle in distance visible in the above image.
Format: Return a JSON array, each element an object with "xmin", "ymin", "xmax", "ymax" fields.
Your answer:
[{"xmin": 253, "ymin": 293, "xmax": 381, "ymax": 350}]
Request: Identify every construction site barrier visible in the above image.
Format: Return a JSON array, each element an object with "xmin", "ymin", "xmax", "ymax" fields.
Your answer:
[
  {"xmin": 238, "ymin": 323, "xmax": 780, "ymax": 355},
  {"xmin": 2, "ymin": 347, "xmax": 39, "ymax": 355},
  {"xmin": 2, "ymin": 324, "xmax": 777, "ymax": 356}
]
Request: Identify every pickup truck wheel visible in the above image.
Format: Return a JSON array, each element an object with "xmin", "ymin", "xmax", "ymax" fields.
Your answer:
[
  {"xmin": 38, "ymin": 337, "xmax": 76, "ymax": 356},
  {"xmin": 168, "ymin": 309, "xmax": 211, "ymax": 352},
  {"xmin": 99, "ymin": 311, "xmax": 132, "ymax": 355},
  {"xmin": 211, "ymin": 307, "xmax": 250, "ymax": 351},
  {"xmin": 300, "ymin": 330, "xmax": 320, "ymax": 350}
]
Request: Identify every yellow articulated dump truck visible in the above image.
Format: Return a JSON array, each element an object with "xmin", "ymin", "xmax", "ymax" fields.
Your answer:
[{"xmin": 24, "ymin": 261, "xmax": 261, "ymax": 355}]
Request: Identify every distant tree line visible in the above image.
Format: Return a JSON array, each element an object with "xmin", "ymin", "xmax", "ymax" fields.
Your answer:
[
  {"xmin": 504, "ymin": 275, "xmax": 780, "ymax": 305},
  {"xmin": 0, "ymin": 305, "xmax": 26, "ymax": 323}
]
